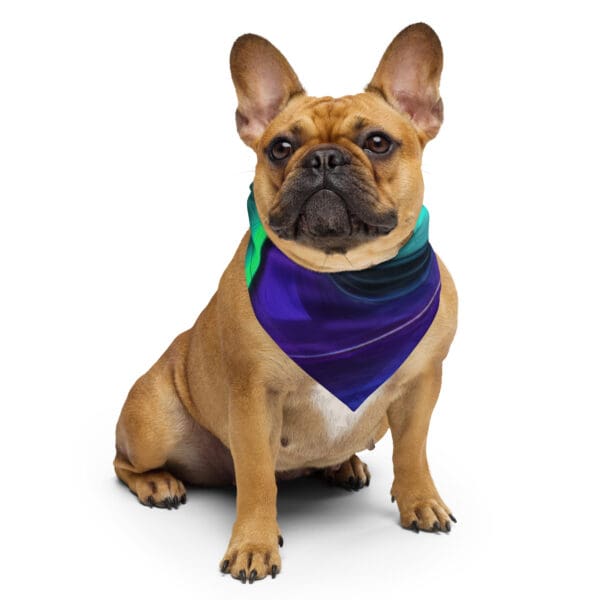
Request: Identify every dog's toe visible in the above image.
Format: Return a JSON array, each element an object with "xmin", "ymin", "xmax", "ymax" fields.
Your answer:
[
  {"xmin": 393, "ymin": 494, "xmax": 454, "ymax": 534},
  {"xmin": 134, "ymin": 471, "xmax": 187, "ymax": 509},
  {"xmin": 322, "ymin": 454, "xmax": 370, "ymax": 491},
  {"xmin": 220, "ymin": 519, "xmax": 282, "ymax": 583}
]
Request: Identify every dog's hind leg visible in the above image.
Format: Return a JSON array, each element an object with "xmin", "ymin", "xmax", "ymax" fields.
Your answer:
[
  {"xmin": 114, "ymin": 331, "xmax": 235, "ymax": 507},
  {"xmin": 113, "ymin": 363, "xmax": 189, "ymax": 508},
  {"xmin": 114, "ymin": 331, "xmax": 192, "ymax": 509}
]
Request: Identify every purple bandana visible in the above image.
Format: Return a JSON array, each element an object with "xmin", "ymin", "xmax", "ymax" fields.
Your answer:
[{"xmin": 246, "ymin": 190, "xmax": 441, "ymax": 411}]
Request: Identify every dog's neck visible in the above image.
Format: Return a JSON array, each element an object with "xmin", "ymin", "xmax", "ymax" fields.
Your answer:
[{"xmin": 245, "ymin": 185, "xmax": 432, "ymax": 299}]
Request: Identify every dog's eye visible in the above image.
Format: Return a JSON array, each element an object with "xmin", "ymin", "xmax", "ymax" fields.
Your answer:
[
  {"xmin": 363, "ymin": 133, "xmax": 392, "ymax": 155},
  {"xmin": 268, "ymin": 138, "xmax": 294, "ymax": 162}
]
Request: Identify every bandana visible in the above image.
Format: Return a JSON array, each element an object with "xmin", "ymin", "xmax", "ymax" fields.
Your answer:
[{"xmin": 245, "ymin": 186, "xmax": 441, "ymax": 411}]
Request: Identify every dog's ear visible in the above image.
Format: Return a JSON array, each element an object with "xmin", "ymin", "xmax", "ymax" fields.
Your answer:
[
  {"xmin": 230, "ymin": 34, "xmax": 305, "ymax": 148},
  {"xmin": 367, "ymin": 23, "xmax": 443, "ymax": 143}
]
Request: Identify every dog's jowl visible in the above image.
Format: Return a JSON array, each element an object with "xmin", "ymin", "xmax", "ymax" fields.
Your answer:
[{"xmin": 114, "ymin": 23, "xmax": 458, "ymax": 584}]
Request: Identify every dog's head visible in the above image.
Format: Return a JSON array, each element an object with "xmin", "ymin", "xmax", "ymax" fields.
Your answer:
[{"xmin": 230, "ymin": 23, "xmax": 443, "ymax": 272}]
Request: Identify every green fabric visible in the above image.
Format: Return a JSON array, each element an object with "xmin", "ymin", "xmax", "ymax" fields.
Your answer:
[
  {"xmin": 398, "ymin": 204, "xmax": 429, "ymax": 257},
  {"xmin": 244, "ymin": 184, "xmax": 429, "ymax": 286},
  {"xmin": 245, "ymin": 185, "xmax": 268, "ymax": 287}
]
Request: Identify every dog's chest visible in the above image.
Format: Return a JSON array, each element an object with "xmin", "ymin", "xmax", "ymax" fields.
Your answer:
[{"xmin": 274, "ymin": 378, "xmax": 396, "ymax": 471}]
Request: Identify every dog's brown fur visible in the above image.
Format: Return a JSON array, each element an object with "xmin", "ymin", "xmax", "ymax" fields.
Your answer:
[{"xmin": 114, "ymin": 23, "xmax": 458, "ymax": 583}]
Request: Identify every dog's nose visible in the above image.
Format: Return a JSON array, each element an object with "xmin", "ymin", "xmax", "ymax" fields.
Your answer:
[{"xmin": 302, "ymin": 145, "xmax": 349, "ymax": 171}]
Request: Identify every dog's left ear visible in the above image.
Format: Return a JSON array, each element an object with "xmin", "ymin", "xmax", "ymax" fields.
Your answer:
[
  {"xmin": 367, "ymin": 23, "xmax": 443, "ymax": 143},
  {"xmin": 230, "ymin": 34, "xmax": 305, "ymax": 148}
]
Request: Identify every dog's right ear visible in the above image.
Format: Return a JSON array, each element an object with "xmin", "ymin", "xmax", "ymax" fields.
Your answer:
[
  {"xmin": 367, "ymin": 23, "xmax": 444, "ymax": 143},
  {"xmin": 230, "ymin": 34, "xmax": 305, "ymax": 148}
]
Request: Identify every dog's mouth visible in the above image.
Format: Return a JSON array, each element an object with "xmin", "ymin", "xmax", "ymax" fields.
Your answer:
[{"xmin": 270, "ymin": 188, "xmax": 397, "ymax": 254}]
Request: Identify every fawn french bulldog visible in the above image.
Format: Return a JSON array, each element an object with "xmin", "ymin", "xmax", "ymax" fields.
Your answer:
[{"xmin": 114, "ymin": 22, "xmax": 458, "ymax": 584}]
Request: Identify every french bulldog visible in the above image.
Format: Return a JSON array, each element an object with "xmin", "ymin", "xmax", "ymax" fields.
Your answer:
[{"xmin": 114, "ymin": 22, "xmax": 458, "ymax": 584}]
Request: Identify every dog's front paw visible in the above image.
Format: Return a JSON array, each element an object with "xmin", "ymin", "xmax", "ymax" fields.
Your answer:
[
  {"xmin": 220, "ymin": 518, "xmax": 282, "ymax": 583},
  {"xmin": 391, "ymin": 485, "xmax": 456, "ymax": 533}
]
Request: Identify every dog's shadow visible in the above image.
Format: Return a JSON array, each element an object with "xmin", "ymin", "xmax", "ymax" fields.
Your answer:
[
  {"xmin": 114, "ymin": 464, "xmax": 393, "ymax": 533},
  {"xmin": 190, "ymin": 469, "xmax": 390, "ymax": 531}
]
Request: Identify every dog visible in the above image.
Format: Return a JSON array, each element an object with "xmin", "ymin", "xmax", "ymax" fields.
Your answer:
[{"xmin": 114, "ymin": 22, "xmax": 458, "ymax": 584}]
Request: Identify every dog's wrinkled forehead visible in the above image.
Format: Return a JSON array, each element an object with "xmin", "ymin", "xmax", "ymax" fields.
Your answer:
[
  {"xmin": 281, "ymin": 96, "xmax": 357, "ymax": 137},
  {"xmin": 266, "ymin": 94, "xmax": 408, "ymax": 145}
]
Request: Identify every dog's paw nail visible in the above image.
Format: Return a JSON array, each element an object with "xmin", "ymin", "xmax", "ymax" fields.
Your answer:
[
  {"xmin": 271, "ymin": 565, "xmax": 279, "ymax": 579},
  {"xmin": 181, "ymin": 494, "xmax": 187, "ymax": 504},
  {"xmin": 239, "ymin": 569, "xmax": 247, "ymax": 584},
  {"xmin": 220, "ymin": 559, "xmax": 230, "ymax": 573},
  {"xmin": 432, "ymin": 521, "xmax": 440, "ymax": 532},
  {"xmin": 449, "ymin": 514, "xmax": 457, "ymax": 523},
  {"xmin": 445, "ymin": 520, "xmax": 451, "ymax": 532},
  {"xmin": 391, "ymin": 495, "xmax": 396, "ymax": 503},
  {"xmin": 146, "ymin": 496, "xmax": 155, "ymax": 508},
  {"xmin": 249, "ymin": 569, "xmax": 257, "ymax": 584},
  {"xmin": 278, "ymin": 534, "xmax": 284, "ymax": 547},
  {"xmin": 411, "ymin": 520, "xmax": 419, "ymax": 533}
]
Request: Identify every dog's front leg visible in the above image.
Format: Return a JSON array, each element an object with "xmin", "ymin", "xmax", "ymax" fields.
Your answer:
[
  {"xmin": 387, "ymin": 365, "xmax": 455, "ymax": 533},
  {"xmin": 220, "ymin": 380, "xmax": 282, "ymax": 583}
]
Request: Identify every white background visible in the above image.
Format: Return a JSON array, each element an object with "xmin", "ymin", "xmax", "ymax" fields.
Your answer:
[{"xmin": 1, "ymin": 1, "xmax": 599, "ymax": 598}]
